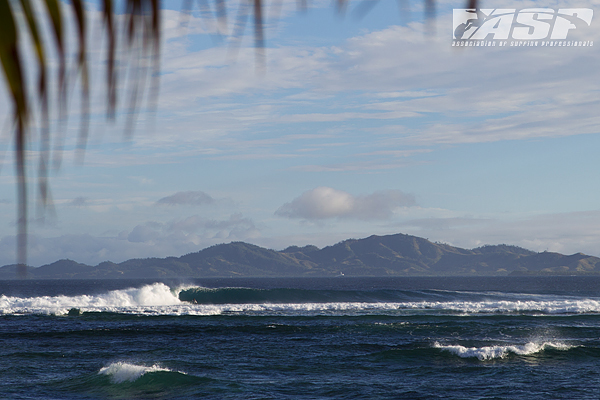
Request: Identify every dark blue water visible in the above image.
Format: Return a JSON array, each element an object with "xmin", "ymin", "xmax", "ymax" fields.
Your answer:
[{"xmin": 2, "ymin": 277, "xmax": 600, "ymax": 399}]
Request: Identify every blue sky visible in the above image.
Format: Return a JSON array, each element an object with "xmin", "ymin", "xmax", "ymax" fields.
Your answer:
[{"xmin": 1, "ymin": 0, "xmax": 600, "ymax": 266}]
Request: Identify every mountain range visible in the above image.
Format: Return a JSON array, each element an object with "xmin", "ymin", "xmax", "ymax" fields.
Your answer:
[{"xmin": 2, "ymin": 233, "xmax": 600, "ymax": 279}]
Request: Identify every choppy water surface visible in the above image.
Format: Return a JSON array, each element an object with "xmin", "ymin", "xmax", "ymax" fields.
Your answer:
[{"xmin": 2, "ymin": 276, "xmax": 600, "ymax": 399}]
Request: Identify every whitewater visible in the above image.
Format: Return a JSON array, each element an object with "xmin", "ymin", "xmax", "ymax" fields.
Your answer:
[{"xmin": 3, "ymin": 281, "xmax": 600, "ymax": 316}]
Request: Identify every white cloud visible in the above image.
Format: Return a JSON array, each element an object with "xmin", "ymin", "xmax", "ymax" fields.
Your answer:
[
  {"xmin": 123, "ymin": 15, "xmax": 600, "ymax": 172},
  {"xmin": 125, "ymin": 213, "xmax": 259, "ymax": 247},
  {"xmin": 397, "ymin": 210, "xmax": 600, "ymax": 257},
  {"xmin": 276, "ymin": 186, "xmax": 417, "ymax": 220},
  {"xmin": 0, "ymin": 213, "xmax": 260, "ymax": 267},
  {"xmin": 156, "ymin": 191, "xmax": 215, "ymax": 206},
  {"xmin": 69, "ymin": 197, "xmax": 88, "ymax": 207},
  {"xmin": 167, "ymin": 213, "xmax": 258, "ymax": 237}
]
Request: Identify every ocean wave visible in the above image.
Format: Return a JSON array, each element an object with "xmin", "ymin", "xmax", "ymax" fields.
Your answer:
[
  {"xmin": 2, "ymin": 283, "xmax": 600, "ymax": 316},
  {"xmin": 0, "ymin": 282, "xmax": 181, "ymax": 315},
  {"xmin": 178, "ymin": 287, "xmax": 600, "ymax": 314},
  {"xmin": 403, "ymin": 299, "xmax": 600, "ymax": 314},
  {"xmin": 175, "ymin": 296, "xmax": 600, "ymax": 316},
  {"xmin": 433, "ymin": 341, "xmax": 573, "ymax": 360},
  {"xmin": 98, "ymin": 362, "xmax": 182, "ymax": 383}
]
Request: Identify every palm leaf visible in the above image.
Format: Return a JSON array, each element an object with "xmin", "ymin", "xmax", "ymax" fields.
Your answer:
[
  {"xmin": 0, "ymin": 1, "xmax": 28, "ymax": 277},
  {"xmin": 72, "ymin": 0, "xmax": 91, "ymax": 162}
]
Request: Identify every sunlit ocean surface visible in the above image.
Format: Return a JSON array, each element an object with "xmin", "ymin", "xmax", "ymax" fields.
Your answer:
[{"xmin": 2, "ymin": 276, "xmax": 600, "ymax": 399}]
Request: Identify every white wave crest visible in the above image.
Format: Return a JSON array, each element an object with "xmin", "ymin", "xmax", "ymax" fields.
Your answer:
[
  {"xmin": 412, "ymin": 299, "xmax": 600, "ymax": 314},
  {"xmin": 2, "ymin": 284, "xmax": 600, "ymax": 316},
  {"xmin": 0, "ymin": 283, "xmax": 181, "ymax": 315},
  {"xmin": 99, "ymin": 362, "xmax": 178, "ymax": 383},
  {"xmin": 171, "ymin": 298, "xmax": 600, "ymax": 316},
  {"xmin": 433, "ymin": 341, "xmax": 573, "ymax": 360}
]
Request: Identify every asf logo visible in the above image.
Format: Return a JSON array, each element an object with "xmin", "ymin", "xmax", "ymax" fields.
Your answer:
[{"xmin": 453, "ymin": 8, "xmax": 593, "ymax": 40}]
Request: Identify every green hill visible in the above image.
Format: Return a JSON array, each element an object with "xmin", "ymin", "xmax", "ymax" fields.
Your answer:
[{"xmin": 2, "ymin": 233, "xmax": 599, "ymax": 279}]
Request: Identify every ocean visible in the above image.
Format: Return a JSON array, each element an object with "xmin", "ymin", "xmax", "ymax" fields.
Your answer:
[{"xmin": 1, "ymin": 276, "xmax": 600, "ymax": 399}]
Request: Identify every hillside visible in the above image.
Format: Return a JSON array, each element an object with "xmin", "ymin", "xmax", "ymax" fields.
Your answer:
[{"xmin": 1, "ymin": 233, "xmax": 599, "ymax": 279}]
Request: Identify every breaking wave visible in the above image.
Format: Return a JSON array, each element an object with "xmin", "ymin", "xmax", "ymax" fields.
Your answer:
[
  {"xmin": 433, "ymin": 342, "xmax": 574, "ymax": 360},
  {"xmin": 0, "ymin": 282, "xmax": 182, "ymax": 315},
  {"xmin": 2, "ymin": 283, "xmax": 600, "ymax": 316},
  {"xmin": 99, "ymin": 362, "xmax": 182, "ymax": 383}
]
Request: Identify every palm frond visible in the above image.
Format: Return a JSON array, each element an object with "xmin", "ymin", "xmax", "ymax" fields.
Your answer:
[
  {"xmin": 72, "ymin": 0, "xmax": 90, "ymax": 162},
  {"xmin": 0, "ymin": 1, "xmax": 28, "ymax": 277}
]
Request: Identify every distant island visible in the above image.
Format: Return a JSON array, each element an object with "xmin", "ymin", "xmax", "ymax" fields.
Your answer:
[{"xmin": 2, "ymin": 233, "xmax": 600, "ymax": 279}]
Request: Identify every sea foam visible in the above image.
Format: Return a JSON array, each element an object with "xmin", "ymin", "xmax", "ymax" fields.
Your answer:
[
  {"xmin": 433, "ymin": 341, "xmax": 573, "ymax": 360},
  {"xmin": 99, "ymin": 362, "xmax": 180, "ymax": 383}
]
